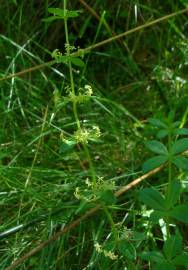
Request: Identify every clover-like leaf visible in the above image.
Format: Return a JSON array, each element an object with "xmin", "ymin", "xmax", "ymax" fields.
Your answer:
[
  {"xmin": 145, "ymin": 140, "xmax": 168, "ymax": 155},
  {"xmin": 163, "ymin": 233, "xmax": 182, "ymax": 260},
  {"xmin": 172, "ymin": 138, "xmax": 188, "ymax": 155},
  {"xmin": 142, "ymin": 155, "xmax": 168, "ymax": 172},
  {"xmin": 148, "ymin": 118, "xmax": 167, "ymax": 128},
  {"xmin": 169, "ymin": 204, "xmax": 188, "ymax": 223},
  {"xmin": 172, "ymin": 156, "xmax": 188, "ymax": 171},
  {"xmin": 173, "ymin": 128, "xmax": 188, "ymax": 136},
  {"xmin": 165, "ymin": 180, "xmax": 182, "ymax": 208},
  {"xmin": 139, "ymin": 188, "xmax": 166, "ymax": 211}
]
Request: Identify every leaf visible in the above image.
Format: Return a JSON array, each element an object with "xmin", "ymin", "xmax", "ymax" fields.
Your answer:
[
  {"xmin": 59, "ymin": 141, "xmax": 76, "ymax": 153},
  {"xmin": 169, "ymin": 204, "xmax": 188, "ymax": 223},
  {"xmin": 99, "ymin": 190, "xmax": 116, "ymax": 205},
  {"xmin": 156, "ymin": 129, "xmax": 168, "ymax": 139},
  {"xmin": 70, "ymin": 57, "xmax": 85, "ymax": 67},
  {"xmin": 173, "ymin": 128, "xmax": 188, "ymax": 136},
  {"xmin": 150, "ymin": 210, "xmax": 167, "ymax": 223},
  {"xmin": 48, "ymin": 7, "xmax": 66, "ymax": 16},
  {"xmin": 140, "ymin": 251, "xmax": 165, "ymax": 263},
  {"xmin": 154, "ymin": 263, "xmax": 175, "ymax": 270},
  {"xmin": 172, "ymin": 156, "xmax": 188, "ymax": 171},
  {"xmin": 145, "ymin": 140, "xmax": 168, "ymax": 155},
  {"xmin": 163, "ymin": 233, "xmax": 182, "ymax": 260},
  {"xmin": 148, "ymin": 118, "xmax": 167, "ymax": 128},
  {"xmin": 139, "ymin": 188, "xmax": 166, "ymax": 211},
  {"xmin": 48, "ymin": 8, "xmax": 81, "ymax": 18},
  {"xmin": 172, "ymin": 138, "xmax": 188, "ymax": 155},
  {"xmin": 165, "ymin": 180, "xmax": 182, "ymax": 208},
  {"xmin": 42, "ymin": 16, "xmax": 59, "ymax": 22},
  {"xmin": 172, "ymin": 121, "xmax": 181, "ymax": 128},
  {"xmin": 118, "ymin": 241, "xmax": 136, "ymax": 260},
  {"xmin": 173, "ymin": 253, "xmax": 188, "ymax": 266},
  {"xmin": 152, "ymin": 262, "xmax": 176, "ymax": 270},
  {"xmin": 142, "ymin": 155, "xmax": 168, "ymax": 172}
]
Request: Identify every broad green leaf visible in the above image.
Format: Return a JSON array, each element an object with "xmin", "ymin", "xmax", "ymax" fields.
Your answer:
[
  {"xmin": 172, "ymin": 138, "xmax": 188, "ymax": 154},
  {"xmin": 172, "ymin": 156, "xmax": 188, "ymax": 171},
  {"xmin": 169, "ymin": 204, "xmax": 188, "ymax": 223},
  {"xmin": 148, "ymin": 118, "xmax": 167, "ymax": 128},
  {"xmin": 140, "ymin": 251, "xmax": 165, "ymax": 263},
  {"xmin": 157, "ymin": 129, "xmax": 168, "ymax": 139},
  {"xmin": 173, "ymin": 253, "xmax": 188, "ymax": 266},
  {"xmin": 173, "ymin": 128, "xmax": 188, "ymax": 136},
  {"xmin": 70, "ymin": 57, "xmax": 85, "ymax": 67},
  {"xmin": 145, "ymin": 140, "xmax": 168, "ymax": 155},
  {"xmin": 139, "ymin": 188, "xmax": 166, "ymax": 211},
  {"xmin": 165, "ymin": 180, "xmax": 182, "ymax": 208},
  {"xmin": 163, "ymin": 233, "xmax": 182, "ymax": 260},
  {"xmin": 142, "ymin": 155, "xmax": 168, "ymax": 172}
]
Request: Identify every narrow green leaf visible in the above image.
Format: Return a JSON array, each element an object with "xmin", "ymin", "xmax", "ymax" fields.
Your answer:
[
  {"xmin": 172, "ymin": 156, "xmax": 188, "ymax": 171},
  {"xmin": 172, "ymin": 121, "xmax": 181, "ymax": 128},
  {"xmin": 166, "ymin": 180, "xmax": 182, "ymax": 208},
  {"xmin": 173, "ymin": 253, "xmax": 188, "ymax": 266},
  {"xmin": 48, "ymin": 8, "xmax": 81, "ymax": 18},
  {"xmin": 118, "ymin": 241, "xmax": 136, "ymax": 260},
  {"xmin": 154, "ymin": 263, "xmax": 175, "ymax": 270},
  {"xmin": 169, "ymin": 204, "xmax": 188, "ymax": 223},
  {"xmin": 42, "ymin": 16, "xmax": 59, "ymax": 22},
  {"xmin": 140, "ymin": 251, "xmax": 165, "ymax": 263},
  {"xmin": 99, "ymin": 190, "xmax": 116, "ymax": 205},
  {"xmin": 173, "ymin": 128, "xmax": 188, "ymax": 136},
  {"xmin": 139, "ymin": 188, "xmax": 166, "ymax": 211},
  {"xmin": 150, "ymin": 210, "xmax": 167, "ymax": 223},
  {"xmin": 70, "ymin": 57, "xmax": 85, "ymax": 67},
  {"xmin": 145, "ymin": 140, "xmax": 168, "ymax": 155},
  {"xmin": 156, "ymin": 129, "xmax": 168, "ymax": 139},
  {"xmin": 172, "ymin": 138, "xmax": 188, "ymax": 155},
  {"xmin": 59, "ymin": 141, "xmax": 76, "ymax": 153},
  {"xmin": 163, "ymin": 233, "xmax": 182, "ymax": 260},
  {"xmin": 142, "ymin": 155, "xmax": 168, "ymax": 172},
  {"xmin": 48, "ymin": 7, "xmax": 66, "ymax": 16},
  {"xmin": 148, "ymin": 118, "xmax": 167, "ymax": 128}
]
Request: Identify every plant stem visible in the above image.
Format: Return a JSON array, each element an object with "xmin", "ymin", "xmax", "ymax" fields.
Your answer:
[
  {"xmin": 166, "ymin": 127, "xmax": 173, "ymax": 238},
  {"xmin": 63, "ymin": 0, "xmax": 96, "ymax": 187}
]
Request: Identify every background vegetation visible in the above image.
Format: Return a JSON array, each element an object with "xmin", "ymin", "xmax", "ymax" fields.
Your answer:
[{"xmin": 1, "ymin": 0, "xmax": 188, "ymax": 269}]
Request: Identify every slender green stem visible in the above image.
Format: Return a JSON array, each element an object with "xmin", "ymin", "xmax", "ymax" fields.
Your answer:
[
  {"xmin": 166, "ymin": 127, "xmax": 173, "ymax": 238},
  {"xmin": 103, "ymin": 205, "xmax": 119, "ymax": 245},
  {"xmin": 63, "ymin": 0, "xmax": 80, "ymax": 129},
  {"xmin": 63, "ymin": 0, "xmax": 96, "ymax": 187}
]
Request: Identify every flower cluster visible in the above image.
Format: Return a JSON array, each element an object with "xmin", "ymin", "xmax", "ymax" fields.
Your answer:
[
  {"xmin": 73, "ymin": 126, "xmax": 100, "ymax": 144},
  {"xmin": 65, "ymin": 85, "xmax": 93, "ymax": 104},
  {"xmin": 94, "ymin": 242, "xmax": 118, "ymax": 260}
]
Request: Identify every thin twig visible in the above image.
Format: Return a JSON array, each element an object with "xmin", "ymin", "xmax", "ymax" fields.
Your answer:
[
  {"xmin": 0, "ymin": 8, "xmax": 187, "ymax": 83},
  {"xmin": 78, "ymin": 0, "xmax": 128, "ymax": 49}
]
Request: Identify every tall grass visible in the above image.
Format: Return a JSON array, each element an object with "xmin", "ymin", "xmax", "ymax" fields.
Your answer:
[{"xmin": 1, "ymin": 1, "xmax": 188, "ymax": 269}]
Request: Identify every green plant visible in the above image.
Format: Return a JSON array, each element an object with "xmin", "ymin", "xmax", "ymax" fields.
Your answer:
[{"xmin": 139, "ymin": 113, "xmax": 188, "ymax": 269}]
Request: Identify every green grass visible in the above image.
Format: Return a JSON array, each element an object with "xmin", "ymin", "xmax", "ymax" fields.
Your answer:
[{"xmin": 1, "ymin": 1, "xmax": 188, "ymax": 269}]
